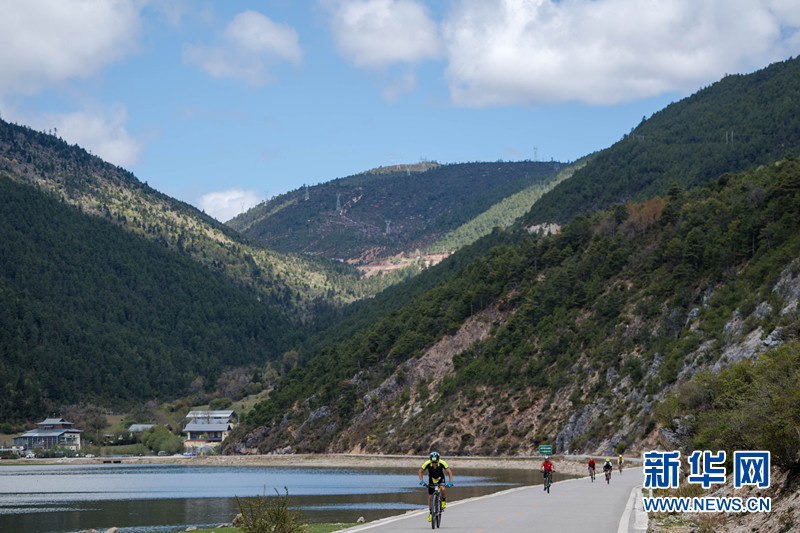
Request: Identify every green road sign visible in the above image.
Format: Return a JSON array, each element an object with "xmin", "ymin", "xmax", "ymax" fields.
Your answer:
[{"xmin": 538, "ymin": 445, "xmax": 553, "ymax": 455}]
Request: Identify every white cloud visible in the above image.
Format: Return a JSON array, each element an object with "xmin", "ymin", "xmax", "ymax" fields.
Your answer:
[
  {"xmin": 52, "ymin": 105, "xmax": 143, "ymax": 168},
  {"xmin": 4, "ymin": 103, "xmax": 143, "ymax": 168},
  {"xmin": 382, "ymin": 69, "xmax": 419, "ymax": 102},
  {"xmin": 198, "ymin": 188, "xmax": 262, "ymax": 222},
  {"xmin": 0, "ymin": 0, "xmax": 142, "ymax": 95},
  {"xmin": 183, "ymin": 10, "xmax": 302, "ymax": 86},
  {"xmin": 442, "ymin": 0, "xmax": 800, "ymax": 107},
  {"xmin": 150, "ymin": 0, "xmax": 211, "ymax": 29},
  {"xmin": 327, "ymin": 0, "xmax": 442, "ymax": 68}
]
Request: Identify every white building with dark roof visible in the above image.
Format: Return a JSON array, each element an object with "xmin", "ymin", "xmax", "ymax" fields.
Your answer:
[
  {"xmin": 13, "ymin": 418, "xmax": 83, "ymax": 452},
  {"xmin": 182, "ymin": 410, "xmax": 237, "ymax": 452}
]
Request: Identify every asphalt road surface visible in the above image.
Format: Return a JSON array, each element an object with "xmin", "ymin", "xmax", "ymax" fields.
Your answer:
[{"xmin": 337, "ymin": 467, "xmax": 648, "ymax": 532}]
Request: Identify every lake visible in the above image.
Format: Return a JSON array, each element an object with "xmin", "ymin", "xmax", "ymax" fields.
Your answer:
[{"xmin": 0, "ymin": 462, "xmax": 544, "ymax": 532}]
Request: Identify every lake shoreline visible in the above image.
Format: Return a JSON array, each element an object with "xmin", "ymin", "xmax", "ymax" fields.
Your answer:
[
  {"xmin": 1, "ymin": 453, "xmax": 603, "ymax": 532},
  {"xmin": 3, "ymin": 452, "xmax": 593, "ymax": 476}
]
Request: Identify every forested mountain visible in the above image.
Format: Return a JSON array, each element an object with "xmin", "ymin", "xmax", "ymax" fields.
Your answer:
[
  {"xmin": 0, "ymin": 119, "xmax": 383, "ymax": 318},
  {"xmin": 0, "ymin": 175, "xmax": 299, "ymax": 421},
  {"xmin": 0, "ymin": 119, "xmax": 564, "ymax": 422},
  {"xmin": 229, "ymin": 155, "xmax": 800, "ymax": 470},
  {"xmin": 228, "ymin": 57, "xmax": 800, "ymax": 463},
  {"xmin": 228, "ymin": 160, "xmax": 564, "ymax": 262},
  {"xmin": 526, "ymin": 55, "xmax": 800, "ymax": 225}
]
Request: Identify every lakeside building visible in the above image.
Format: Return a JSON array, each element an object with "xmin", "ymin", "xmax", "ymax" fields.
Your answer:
[
  {"xmin": 182, "ymin": 410, "xmax": 237, "ymax": 453},
  {"xmin": 13, "ymin": 418, "xmax": 83, "ymax": 452}
]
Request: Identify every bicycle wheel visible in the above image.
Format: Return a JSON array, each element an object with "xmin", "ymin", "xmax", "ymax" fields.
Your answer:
[
  {"xmin": 436, "ymin": 492, "xmax": 443, "ymax": 528},
  {"xmin": 431, "ymin": 491, "xmax": 442, "ymax": 527},
  {"xmin": 431, "ymin": 492, "xmax": 439, "ymax": 529}
]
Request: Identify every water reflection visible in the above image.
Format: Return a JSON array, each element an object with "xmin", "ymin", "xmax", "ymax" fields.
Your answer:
[{"xmin": 0, "ymin": 463, "xmax": 546, "ymax": 533}]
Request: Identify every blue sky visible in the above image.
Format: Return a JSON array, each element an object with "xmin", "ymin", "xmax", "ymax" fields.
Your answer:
[{"xmin": 1, "ymin": 1, "xmax": 799, "ymax": 221}]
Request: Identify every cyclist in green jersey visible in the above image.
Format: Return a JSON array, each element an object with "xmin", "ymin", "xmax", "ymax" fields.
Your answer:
[{"xmin": 419, "ymin": 451, "xmax": 454, "ymax": 521}]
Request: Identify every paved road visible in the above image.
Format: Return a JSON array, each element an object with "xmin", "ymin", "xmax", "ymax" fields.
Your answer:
[{"xmin": 337, "ymin": 468, "xmax": 648, "ymax": 532}]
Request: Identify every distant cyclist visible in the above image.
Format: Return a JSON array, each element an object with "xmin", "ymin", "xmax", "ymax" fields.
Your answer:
[
  {"xmin": 618, "ymin": 454, "xmax": 624, "ymax": 473},
  {"xmin": 603, "ymin": 458, "xmax": 613, "ymax": 482},
  {"xmin": 541, "ymin": 455, "xmax": 555, "ymax": 490},
  {"xmin": 587, "ymin": 458, "xmax": 596, "ymax": 480},
  {"xmin": 419, "ymin": 451, "xmax": 453, "ymax": 522}
]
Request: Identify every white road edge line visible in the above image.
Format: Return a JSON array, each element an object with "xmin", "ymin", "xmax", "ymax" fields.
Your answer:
[
  {"xmin": 634, "ymin": 486, "xmax": 649, "ymax": 530},
  {"xmin": 618, "ymin": 484, "xmax": 648, "ymax": 533},
  {"xmin": 334, "ymin": 485, "xmax": 534, "ymax": 532},
  {"xmin": 335, "ymin": 475, "xmax": 590, "ymax": 532},
  {"xmin": 617, "ymin": 485, "xmax": 637, "ymax": 533}
]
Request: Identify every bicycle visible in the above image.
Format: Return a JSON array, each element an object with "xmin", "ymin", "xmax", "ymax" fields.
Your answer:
[
  {"xmin": 542, "ymin": 470, "xmax": 555, "ymax": 493},
  {"xmin": 424, "ymin": 482, "xmax": 449, "ymax": 529},
  {"xmin": 589, "ymin": 466, "xmax": 595, "ymax": 482},
  {"xmin": 618, "ymin": 461, "xmax": 623, "ymax": 474},
  {"xmin": 604, "ymin": 469, "xmax": 612, "ymax": 484}
]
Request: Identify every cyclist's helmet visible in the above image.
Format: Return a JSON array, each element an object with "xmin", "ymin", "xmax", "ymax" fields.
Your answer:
[{"xmin": 430, "ymin": 451, "xmax": 440, "ymax": 462}]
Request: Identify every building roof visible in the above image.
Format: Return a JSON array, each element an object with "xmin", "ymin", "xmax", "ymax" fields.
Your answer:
[
  {"xmin": 37, "ymin": 418, "xmax": 74, "ymax": 427},
  {"xmin": 184, "ymin": 421, "xmax": 232, "ymax": 433},
  {"xmin": 17, "ymin": 428, "xmax": 82, "ymax": 438},
  {"xmin": 186, "ymin": 410, "xmax": 236, "ymax": 418},
  {"xmin": 128, "ymin": 424, "xmax": 155, "ymax": 432}
]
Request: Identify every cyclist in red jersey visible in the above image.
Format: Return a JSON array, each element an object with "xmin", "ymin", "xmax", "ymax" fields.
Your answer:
[
  {"xmin": 588, "ymin": 458, "xmax": 596, "ymax": 478},
  {"xmin": 541, "ymin": 456, "xmax": 554, "ymax": 490}
]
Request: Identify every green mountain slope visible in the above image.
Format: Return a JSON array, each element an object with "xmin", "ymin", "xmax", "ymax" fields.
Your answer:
[
  {"xmin": 659, "ymin": 337, "xmax": 800, "ymax": 472},
  {"xmin": 526, "ymin": 55, "xmax": 800, "ymax": 226},
  {"xmin": 228, "ymin": 161, "xmax": 563, "ymax": 262},
  {"xmin": 426, "ymin": 161, "xmax": 582, "ymax": 253},
  {"xmin": 0, "ymin": 175, "xmax": 299, "ymax": 421},
  {"xmin": 227, "ymin": 58, "xmax": 800, "ymax": 461},
  {"xmin": 230, "ymin": 155, "xmax": 800, "ymax": 463},
  {"xmin": 0, "ymin": 119, "xmax": 378, "ymax": 318}
]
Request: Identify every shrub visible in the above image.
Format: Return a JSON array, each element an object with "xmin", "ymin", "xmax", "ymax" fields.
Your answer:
[
  {"xmin": 659, "ymin": 339, "xmax": 800, "ymax": 473},
  {"xmin": 210, "ymin": 397, "xmax": 233, "ymax": 410},
  {"xmin": 141, "ymin": 426, "xmax": 183, "ymax": 455},
  {"xmin": 235, "ymin": 487, "xmax": 308, "ymax": 533}
]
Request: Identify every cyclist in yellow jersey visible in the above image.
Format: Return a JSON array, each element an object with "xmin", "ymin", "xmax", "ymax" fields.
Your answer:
[
  {"xmin": 618, "ymin": 454, "xmax": 624, "ymax": 473},
  {"xmin": 419, "ymin": 451, "xmax": 453, "ymax": 522}
]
